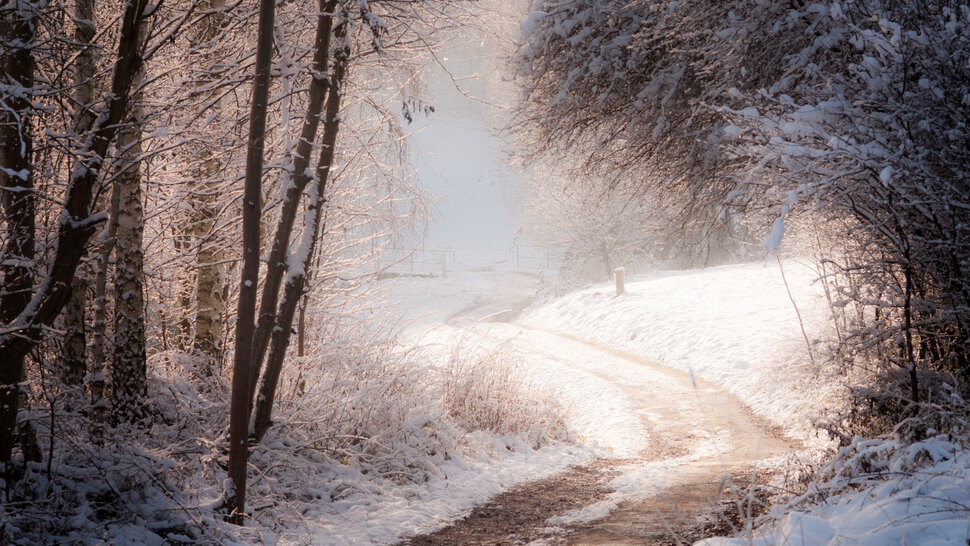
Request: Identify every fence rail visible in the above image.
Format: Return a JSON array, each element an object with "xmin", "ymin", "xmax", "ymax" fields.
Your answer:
[
  {"xmin": 378, "ymin": 247, "xmax": 457, "ymax": 277},
  {"xmin": 510, "ymin": 244, "xmax": 563, "ymax": 270}
]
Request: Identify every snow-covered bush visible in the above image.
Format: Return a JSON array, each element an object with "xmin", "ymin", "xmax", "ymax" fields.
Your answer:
[
  {"xmin": 723, "ymin": 1, "xmax": 970, "ymax": 408},
  {"xmin": 440, "ymin": 342, "xmax": 570, "ymax": 449},
  {"xmin": 0, "ymin": 357, "xmax": 243, "ymax": 543},
  {"xmin": 1, "ymin": 322, "xmax": 572, "ymax": 542},
  {"xmin": 514, "ymin": 0, "xmax": 782, "ymax": 265},
  {"xmin": 819, "ymin": 367, "xmax": 970, "ymax": 445},
  {"xmin": 255, "ymin": 342, "xmax": 456, "ymax": 487},
  {"xmin": 701, "ymin": 428, "xmax": 970, "ymax": 546}
]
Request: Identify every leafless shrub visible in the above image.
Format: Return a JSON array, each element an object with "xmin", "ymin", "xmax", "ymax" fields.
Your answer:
[
  {"xmin": 819, "ymin": 367, "xmax": 970, "ymax": 446},
  {"xmin": 440, "ymin": 343, "xmax": 570, "ymax": 449}
]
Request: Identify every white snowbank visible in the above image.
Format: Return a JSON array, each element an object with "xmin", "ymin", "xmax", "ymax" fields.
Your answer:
[
  {"xmin": 301, "ymin": 439, "xmax": 596, "ymax": 544},
  {"xmin": 319, "ymin": 259, "xmax": 889, "ymax": 543},
  {"xmin": 699, "ymin": 435, "xmax": 970, "ymax": 546},
  {"xmin": 515, "ymin": 259, "xmax": 969, "ymax": 546},
  {"xmin": 297, "ymin": 271, "xmax": 620, "ymax": 544},
  {"xmin": 521, "ymin": 260, "xmax": 838, "ymax": 441},
  {"xmin": 351, "ymin": 260, "xmax": 835, "ymax": 543}
]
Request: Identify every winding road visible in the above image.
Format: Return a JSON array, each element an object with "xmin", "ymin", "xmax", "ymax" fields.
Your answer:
[{"xmin": 403, "ymin": 272, "xmax": 799, "ymax": 545}]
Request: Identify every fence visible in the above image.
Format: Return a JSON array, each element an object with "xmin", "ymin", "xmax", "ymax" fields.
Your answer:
[
  {"xmin": 509, "ymin": 244, "xmax": 563, "ymax": 271},
  {"xmin": 378, "ymin": 247, "xmax": 457, "ymax": 277}
]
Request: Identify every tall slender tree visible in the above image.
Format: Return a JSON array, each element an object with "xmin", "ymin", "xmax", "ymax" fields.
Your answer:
[
  {"xmin": 111, "ymin": 33, "xmax": 149, "ymax": 423},
  {"xmin": 248, "ymin": 0, "xmax": 341, "ymax": 404},
  {"xmin": 188, "ymin": 0, "xmax": 231, "ymax": 372},
  {"xmin": 253, "ymin": 6, "xmax": 350, "ymax": 441},
  {"xmin": 227, "ymin": 0, "xmax": 276, "ymax": 523}
]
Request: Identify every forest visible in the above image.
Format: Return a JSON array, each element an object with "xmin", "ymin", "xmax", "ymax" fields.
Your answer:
[{"xmin": 2, "ymin": 0, "xmax": 969, "ymax": 543}]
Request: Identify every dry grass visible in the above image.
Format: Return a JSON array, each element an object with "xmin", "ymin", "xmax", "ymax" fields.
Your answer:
[{"xmin": 440, "ymin": 342, "xmax": 570, "ymax": 449}]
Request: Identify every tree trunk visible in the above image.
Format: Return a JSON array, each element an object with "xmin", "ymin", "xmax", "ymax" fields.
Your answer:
[
  {"xmin": 297, "ymin": 294, "xmax": 308, "ymax": 358},
  {"xmin": 191, "ymin": 152, "xmax": 227, "ymax": 373},
  {"xmin": 252, "ymin": 17, "xmax": 350, "ymax": 442},
  {"xmin": 62, "ymin": 276, "xmax": 88, "ymax": 387},
  {"xmin": 248, "ymin": 0, "xmax": 340, "ymax": 400},
  {"xmin": 111, "ymin": 62, "xmax": 149, "ymax": 424},
  {"xmin": 72, "ymin": 0, "xmax": 107, "ymax": 435},
  {"xmin": 227, "ymin": 0, "xmax": 276, "ymax": 524},
  {"xmin": 89, "ymin": 183, "xmax": 119, "ymax": 438},
  {"xmin": 189, "ymin": 0, "xmax": 229, "ymax": 374},
  {"xmin": 173, "ymin": 223, "xmax": 195, "ymax": 352},
  {"xmin": 0, "ymin": 4, "xmax": 36, "ymax": 471}
]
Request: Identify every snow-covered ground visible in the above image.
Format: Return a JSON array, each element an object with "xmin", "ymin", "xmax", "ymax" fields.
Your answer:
[
  {"xmin": 700, "ymin": 434, "xmax": 970, "ymax": 546},
  {"xmin": 303, "ymin": 259, "xmax": 970, "ymax": 545},
  {"xmin": 521, "ymin": 260, "xmax": 837, "ymax": 442},
  {"xmin": 295, "ymin": 436, "xmax": 597, "ymax": 544},
  {"xmin": 296, "ymin": 258, "xmax": 831, "ymax": 543},
  {"xmin": 299, "ymin": 269, "xmax": 606, "ymax": 544}
]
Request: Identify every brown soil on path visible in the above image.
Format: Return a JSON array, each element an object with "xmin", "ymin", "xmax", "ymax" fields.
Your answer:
[
  {"xmin": 402, "ymin": 461, "xmax": 620, "ymax": 546},
  {"xmin": 565, "ymin": 473, "xmax": 770, "ymax": 546},
  {"xmin": 400, "ymin": 433, "xmax": 775, "ymax": 545}
]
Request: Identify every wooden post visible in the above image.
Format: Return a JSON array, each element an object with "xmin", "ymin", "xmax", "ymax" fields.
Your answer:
[{"xmin": 615, "ymin": 267, "xmax": 625, "ymax": 296}]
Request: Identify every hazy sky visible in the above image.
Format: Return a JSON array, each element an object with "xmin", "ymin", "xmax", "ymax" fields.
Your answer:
[{"xmin": 407, "ymin": 38, "xmax": 525, "ymax": 266}]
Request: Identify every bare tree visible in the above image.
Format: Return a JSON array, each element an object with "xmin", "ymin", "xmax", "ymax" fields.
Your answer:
[
  {"xmin": 110, "ymin": 28, "xmax": 149, "ymax": 424},
  {"xmin": 252, "ymin": 4, "xmax": 351, "ymax": 442},
  {"xmin": 226, "ymin": 0, "xmax": 276, "ymax": 523},
  {"xmin": 513, "ymin": 0, "xmax": 783, "ymax": 265},
  {"xmin": 187, "ymin": 0, "xmax": 231, "ymax": 372},
  {"xmin": 248, "ymin": 0, "xmax": 343, "ymax": 404},
  {"xmin": 522, "ymin": 173, "xmax": 657, "ymax": 280},
  {"xmin": 515, "ymin": 0, "xmax": 970, "ymax": 427}
]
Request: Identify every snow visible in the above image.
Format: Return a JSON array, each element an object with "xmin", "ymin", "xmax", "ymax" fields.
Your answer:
[
  {"xmin": 293, "ymin": 271, "xmax": 608, "ymax": 544},
  {"xmin": 0, "ymin": 167, "xmax": 30, "ymax": 181},
  {"xmin": 699, "ymin": 435, "xmax": 970, "ymax": 546},
  {"xmin": 371, "ymin": 260, "xmax": 970, "ymax": 546},
  {"xmin": 879, "ymin": 165, "xmax": 894, "ymax": 184},
  {"xmin": 765, "ymin": 217, "xmax": 786, "ymax": 253},
  {"xmin": 301, "ymin": 441, "xmax": 596, "ymax": 544},
  {"xmin": 303, "ymin": 258, "xmax": 833, "ymax": 543},
  {"xmin": 521, "ymin": 260, "xmax": 835, "ymax": 441}
]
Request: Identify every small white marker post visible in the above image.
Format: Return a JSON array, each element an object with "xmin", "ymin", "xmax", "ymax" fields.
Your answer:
[{"xmin": 614, "ymin": 267, "xmax": 625, "ymax": 297}]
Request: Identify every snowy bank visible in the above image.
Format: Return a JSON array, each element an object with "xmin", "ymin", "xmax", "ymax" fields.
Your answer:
[
  {"xmin": 699, "ymin": 434, "xmax": 970, "ymax": 546},
  {"xmin": 521, "ymin": 260, "xmax": 837, "ymax": 442},
  {"xmin": 287, "ymin": 270, "xmax": 624, "ymax": 544}
]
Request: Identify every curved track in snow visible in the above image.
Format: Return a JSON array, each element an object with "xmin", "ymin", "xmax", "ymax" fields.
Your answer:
[{"xmin": 406, "ymin": 277, "xmax": 798, "ymax": 544}]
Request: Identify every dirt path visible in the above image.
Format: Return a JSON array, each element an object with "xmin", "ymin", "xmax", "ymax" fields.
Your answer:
[{"xmin": 403, "ymin": 277, "xmax": 796, "ymax": 544}]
